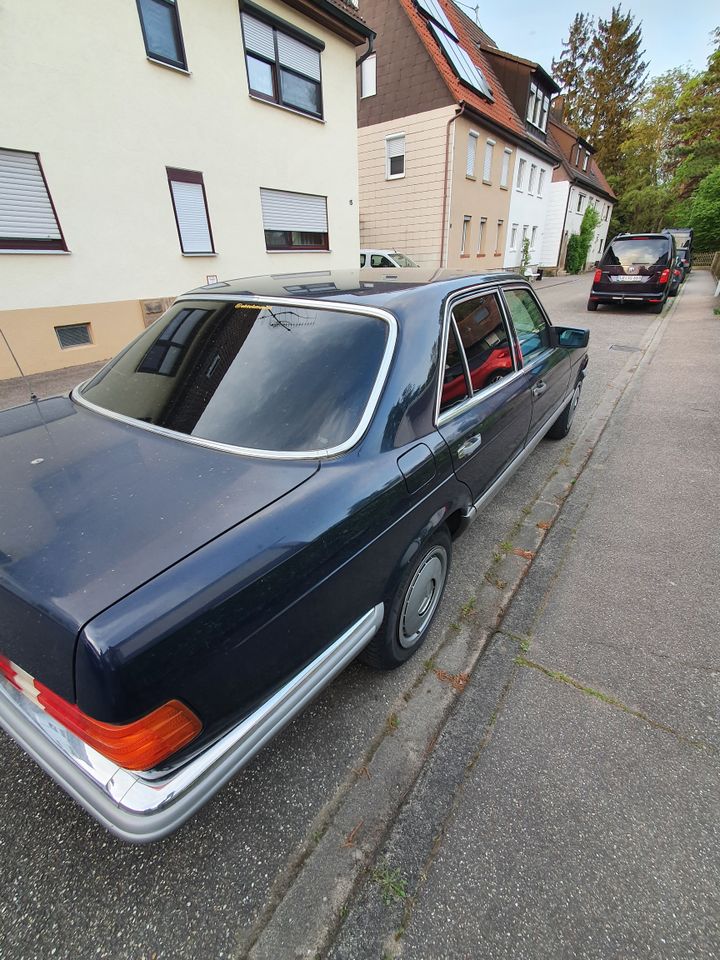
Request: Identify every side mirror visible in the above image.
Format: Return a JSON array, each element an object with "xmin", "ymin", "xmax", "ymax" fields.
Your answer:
[{"xmin": 555, "ymin": 325, "xmax": 590, "ymax": 349}]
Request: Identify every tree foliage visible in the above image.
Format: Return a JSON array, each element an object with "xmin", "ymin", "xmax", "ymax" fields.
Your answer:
[
  {"xmin": 551, "ymin": 13, "xmax": 594, "ymax": 134},
  {"xmin": 689, "ymin": 167, "xmax": 720, "ymax": 252}
]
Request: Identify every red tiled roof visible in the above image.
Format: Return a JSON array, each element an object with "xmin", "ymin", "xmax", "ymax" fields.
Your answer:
[
  {"xmin": 547, "ymin": 121, "xmax": 617, "ymax": 200},
  {"xmin": 324, "ymin": 0, "xmax": 368, "ymax": 26},
  {"xmin": 397, "ymin": 0, "xmax": 526, "ymax": 138}
]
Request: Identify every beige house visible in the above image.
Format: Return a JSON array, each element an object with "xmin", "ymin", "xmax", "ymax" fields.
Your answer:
[
  {"xmin": 0, "ymin": 0, "xmax": 373, "ymax": 380},
  {"xmin": 356, "ymin": 0, "xmax": 559, "ymax": 270}
]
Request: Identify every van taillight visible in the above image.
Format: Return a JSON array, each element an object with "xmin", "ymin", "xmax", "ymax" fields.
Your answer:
[
  {"xmin": 659, "ymin": 268, "xmax": 670, "ymax": 284},
  {"xmin": 593, "ymin": 269, "xmax": 602, "ymax": 283}
]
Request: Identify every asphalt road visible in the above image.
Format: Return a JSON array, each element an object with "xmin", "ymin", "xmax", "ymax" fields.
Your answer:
[{"xmin": 0, "ymin": 274, "xmax": 662, "ymax": 959}]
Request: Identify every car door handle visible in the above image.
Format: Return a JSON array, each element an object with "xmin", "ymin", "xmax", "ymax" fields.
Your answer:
[
  {"xmin": 458, "ymin": 434, "xmax": 482, "ymax": 458},
  {"xmin": 532, "ymin": 380, "xmax": 547, "ymax": 398}
]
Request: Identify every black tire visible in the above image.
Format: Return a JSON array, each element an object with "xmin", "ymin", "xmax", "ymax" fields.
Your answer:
[
  {"xmin": 669, "ymin": 287, "xmax": 678, "ymax": 297},
  {"xmin": 587, "ymin": 300, "xmax": 598, "ymax": 312},
  {"xmin": 651, "ymin": 301, "xmax": 664, "ymax": 314},
  {"xmin": 360, "ymin": 526, "xmax": 452, "ymax": 670},
  {"xmin": 547, "ymin": 378, "xmax": 582, "ymax": 440}
]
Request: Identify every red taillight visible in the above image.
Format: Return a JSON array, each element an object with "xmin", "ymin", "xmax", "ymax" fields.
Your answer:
[
  {"xmin": 659, "ymin": 268, "xmax": 670, "ymax": 284},
  {"xmin": 593, "ymin": 269, "xmax": 602, "ymax": 283},
  {"xmin": 0, "ymin": 654, "xmax": 201, "ymax": 769},
  {"xmin": 673, "ymin": 269, "xmax": 681, "ymax": 277}
]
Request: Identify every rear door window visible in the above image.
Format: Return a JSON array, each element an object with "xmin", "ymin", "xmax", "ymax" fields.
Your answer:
[
  {"xmin": 371, "ymin": 255, "xmax": 395, "ymax": 267},
  {"xmin": 502, "ymin": 288, "xmax": 550, "ymax": 362},
  {"xmin": 452, "ymin": 293, "xmax": 515, "ymax": 392},
  {"xmin": 440, "ymin": 325, "xmax": 470, "ymax": 414}
]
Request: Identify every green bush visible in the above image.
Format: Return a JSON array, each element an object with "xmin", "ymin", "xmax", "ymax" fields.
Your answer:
[
  {"xmin": 565, "ymin": 205, "xmax": 602, "ymax": 273},
  {"xmin": 690, "ymin": 167, "xmax": 720, "ymax": 252}
]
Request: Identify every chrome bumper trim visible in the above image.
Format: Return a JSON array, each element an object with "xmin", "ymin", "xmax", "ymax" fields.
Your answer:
[{"xmin": 0, "ymin": 604, "xmax": 384, "ymax": 843}]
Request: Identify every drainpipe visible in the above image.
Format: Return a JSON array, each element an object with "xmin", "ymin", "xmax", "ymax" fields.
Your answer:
[
  {"xmin": 440, "ymin": 102, "xmax": 466, "ymax": 269},
  {"xmin": 356, "ymin": 32, "xmax": 375, "ymax": 67}
]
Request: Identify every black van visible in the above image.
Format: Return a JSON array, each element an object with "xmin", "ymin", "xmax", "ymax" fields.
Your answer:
[
  {"xmin": 588, "ymin": 232, "xmax": 676, "ymax": 313},
  {"xmin": 666, "ymin": 228, "xmax": 693, "ymax": 276}
]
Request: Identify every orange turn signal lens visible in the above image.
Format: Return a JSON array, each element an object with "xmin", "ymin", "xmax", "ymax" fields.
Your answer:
[{"xmin": 36, "ymin": 683, "xmax": 202, "ymax": 770}]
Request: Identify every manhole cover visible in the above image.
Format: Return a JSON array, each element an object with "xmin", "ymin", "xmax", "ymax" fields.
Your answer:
[{"xmin": 609, "ymin": 343, "xmax": 641, "ymax": 352}]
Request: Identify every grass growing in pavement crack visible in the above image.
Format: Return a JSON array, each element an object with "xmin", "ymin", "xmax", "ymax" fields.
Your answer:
[
  {"xmin": 514, "ymin": 656, "xmax": 718, "ymax": 753},
  {"xmin": 372, "ymin": 863, "xmax": 408, "ymax": 905},
  {"xmin": 459, "ymin": 596, "xmax": 476, "ymax": 619}
]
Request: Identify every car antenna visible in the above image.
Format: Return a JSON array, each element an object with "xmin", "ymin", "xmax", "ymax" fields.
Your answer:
[{"xmin": 0, "ymin": 325, "xmax": 38, "ymax": 402}]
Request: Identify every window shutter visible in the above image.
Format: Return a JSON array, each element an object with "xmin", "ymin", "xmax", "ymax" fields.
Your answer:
[
  {"xmin": 0, "ymin": 149, "xmax": 61, "ymax": 240},
  {"xmin": 276, "ymin": 33, "xmax": 320, "ymax": 80},
  {"xmin": 361, "ymin": 54, "xmax": 376, "ymax": 98},
  {"xmin": 169, "ymin": 179, "xmax": 213, "ymax": 253},
  {"xmin": 483, "ymin": 141, "xmax": 494, "ymax": 181},
  {"xmin": 387, "ymin": 136, "xmax": 405, "ymax": 160},
  {"xmin": 242, "ymin": 13, "xmax": 275, "ymax": 59},
  {"xmin": 466, "ymin": 133, "xmax": 478, "ymax": 177},
  {"xmin": 500, "ymin": 149, "xmax": 511, "ymax": 188},
  {"xmin": 260, "ymin": 189, "xmax": 328, "ymax": 232}
]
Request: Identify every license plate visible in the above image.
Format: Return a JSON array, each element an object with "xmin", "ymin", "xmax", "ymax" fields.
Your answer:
[{"xmin": 612, "ymin": 275, "xmax": 648, "ymax": 283}]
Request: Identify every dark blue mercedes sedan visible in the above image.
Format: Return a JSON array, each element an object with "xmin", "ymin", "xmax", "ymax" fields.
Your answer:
[{"xmin": 0, "ymin": 270, "xmax": 588, "ymax": 841}]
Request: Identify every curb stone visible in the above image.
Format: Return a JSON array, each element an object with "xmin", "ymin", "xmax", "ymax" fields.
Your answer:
[{"xmin": 237, "ymin": 291, "xmax": 682, "ymax": 960}]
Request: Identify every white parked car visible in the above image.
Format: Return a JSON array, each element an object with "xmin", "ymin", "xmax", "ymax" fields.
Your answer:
[{"xmin": 360, "ymin": 249, "xmax": 420, "ymax": 268}]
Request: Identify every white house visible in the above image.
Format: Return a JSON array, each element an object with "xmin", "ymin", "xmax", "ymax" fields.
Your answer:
[
  {"xmin": 0, "ymin": 0, "xmax": 373, "ymax": 379},
  {"xmin": 503, "ymin": 147, "xmax": 556, "ymax": 271}
]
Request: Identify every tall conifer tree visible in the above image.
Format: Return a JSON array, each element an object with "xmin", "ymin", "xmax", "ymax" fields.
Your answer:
[{"xmin": 551, "ymin": 13, "xmax": 594, "ymax": 134}]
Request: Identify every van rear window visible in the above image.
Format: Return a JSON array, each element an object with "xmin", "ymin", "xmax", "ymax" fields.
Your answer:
[{"xmin": 602, "ymin": 238, "xmax": 670, "ymax": 268}]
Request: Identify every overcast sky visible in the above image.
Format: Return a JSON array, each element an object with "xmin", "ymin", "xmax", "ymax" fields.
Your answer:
[{"xmin": 458, "ymin": 1, "xmax": 717, "ymax": 79}]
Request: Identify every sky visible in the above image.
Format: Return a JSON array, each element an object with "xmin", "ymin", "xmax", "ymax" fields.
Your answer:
[{"xmin": 458, "ymin": 1, "xmax": 717, "ymax": 79}]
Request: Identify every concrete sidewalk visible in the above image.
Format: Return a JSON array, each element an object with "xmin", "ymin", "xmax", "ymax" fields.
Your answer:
[{"xmin": 328, "ymin": 271, "xmax": 720, "ymax": 959}]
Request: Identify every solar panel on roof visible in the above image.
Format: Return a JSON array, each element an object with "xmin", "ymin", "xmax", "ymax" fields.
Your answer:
[
  {"xmin": 414, "ymin": 0, "xmax": 459, "ymax": 41},
  {"xmin": 428, "ymin": 22, "xmax": 493, "ymax": 101}
]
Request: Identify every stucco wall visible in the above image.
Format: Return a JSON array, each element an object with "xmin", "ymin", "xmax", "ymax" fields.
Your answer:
[
  {"xmin": 0, "ymin": 0, "xmax": 363, "ymax": 376},
  {"xmin": 539, "ymin": 180, "xmax": 569, "ymax": 270},
  {"xmin": 358, "ymin": 106, "xmax": 455, "ymax": 268},
  {"xmin": 446, "ymin": 116, "xmax": 515, "ymax": 269},
  {"xmin": 503, "ymin": 148, "xmax": 555, "ymax": 270}
]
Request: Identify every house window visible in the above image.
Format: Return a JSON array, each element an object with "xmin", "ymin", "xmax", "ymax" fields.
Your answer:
[
  {"xmin": 483, "ymin": 140, "xmax": 495, "ymax": 183},
  {"xmin": 522, "ymin": 224, "xmax": 528, "ymax": 246},
  {"xmin": 495, "ymin": 219, "xmax": 504, "ymax": 254},
  {"xmin": 528, "ymin": 164, "xmax": 537, "ymax": 194},
  {"xmin": 461, "ymin": 216, "xmax": 471, "ymax": 255},
  {"xmin": 360, "ymin": 53, "xmax": 376, "ymax": 98},
  {"xmin": 55, "ymin": 323, "xmax": 92, "ymax": 349},
  {"xmin": 527, "ymin": 84, "xmax": 537, "ymax": 123},
  {"xmin": 167, "ymin": 168, "xmax": 214, "ymax": 254},
  {"xmin": 386, "ymin": 134, "xmax": 406, "ymax": 179},
  {"xmin": 477, "ymin": 216, "xmax": 487, "ymax": 254},
  {"xmin": 136, "ymin": 0, "xmax": 187, "ymax": 70},
  {"xmin": 604, "ymin": 204, "xmax": 609, "ymax": 221},
  {"xmin": 539, "ymin": 95, "xmax": 549, "ymax": 131},
  {"xmin": 500, "ymin": 148, "xmax": 512, "ymax": 188},
  {"xmin": 510, "ymin": 223, "xmax": 518, "ymax": 251},
  {"xmin": 260, "ymin": 187, "xmax": 328, "ymax": 250},
  {"xmin": 583, "ymin": 151, "xmax": 590, "ymax": 171},
  {"xmin": 241, "ymin": 10, "xmax": 323, "ymax": 119},
  {"xmin": 516, "ymin": 158, "xmax": 526, "ymax": 191},
  {"xmin": 527, "ymin": 83, "xmax": 549, "ymax": 132},
  {"xmin": 577, "ymin": 192, "xmax": 585, "ymax": 213},
  {"xmin": 0, "ymin": 148, "xmax": 66, "ymax": 251},
  {"xmin": 466, "ymin": 131, "xmax": 479, "ymax": 178},
  {"xmin": 530, "ymin": 226, "xmax": 537, "ymax": 249},
  {"xmin": 537, "ymin": 168, "xmax": 545, "ymax": 198}
]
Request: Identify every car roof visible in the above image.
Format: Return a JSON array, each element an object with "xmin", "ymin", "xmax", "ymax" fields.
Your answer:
[{"xmin": 182, "ymin": 269, "xmax": 528, "ymax": 313}]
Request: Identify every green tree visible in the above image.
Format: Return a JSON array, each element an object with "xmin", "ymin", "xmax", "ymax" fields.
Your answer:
[
  {"xmin": 586, "ymin": 5, "xmax": 648, "ymax": 183},
  {"xmin": 552, "ymin": 13, "xmax": 595, "ymax": 134},
  {"xmin": 689, "ymin": 166, "xmax": 720, "ymax": 251},
  {"xmin": 672, "ymin": 28, "xmax": 720, "ymax": 197}
]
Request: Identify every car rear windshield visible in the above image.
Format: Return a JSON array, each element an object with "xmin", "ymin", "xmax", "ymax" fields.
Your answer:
[
  {"xmin": 602, "ymin": 238, "xmax": 670, "ymax": 268},
  {"xmin": 79, "ymin": 301, "xmax": 390, "ymax": 454}
]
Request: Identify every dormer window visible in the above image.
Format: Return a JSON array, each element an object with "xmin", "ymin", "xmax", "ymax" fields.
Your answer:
[
  {"xmin": 526, "ymin": 83, "xmax": 550, "ymax": 133},
  {"xmin": 583, "ymin": 150, "xmax": 590, "ymax": 171}
]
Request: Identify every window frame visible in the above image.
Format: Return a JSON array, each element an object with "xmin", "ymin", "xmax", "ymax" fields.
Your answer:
[
  {"xmin": 166, "ymin": 167, "xmax": 215, "ymax": 255},
  {"xmin": 500, "ymin": 283, "xmax": 554, "ymax": 366},
  {"xmin": 500, "ymin": 148, "xmax": 512, "ymax": 189},
  {"xmin": 135, "ymin": 0, "xmax": 188, "ymax": 71},
  {"xmin": 360, "ymin": 53, "xmax": 377, "ymax": 98},
  {"xmin": 241, "ymin": 5, "xmax": 325, "ymax": 120},
  {"xmin": 516, "ymin": 157, "xmax": 526, "ymax": 191},
  {"xmin": 436, "ymin": 284, "xmax": 524, "ymax": 425},
  {"xmin": 537, "ymin": 168, "xmax": 545, "ymax": 198},
  {"xmin": 385, "ymin": 133, "xmax": 406, "ymax": 180},
  {"xmin": 483, "ymin": 139, "xmax": 495, "ymax": 184},
  {"xmin": 461, "ymin": 215, "xmax": 471, "ymax": 255},
  {"xmin": 260, "ymin": 187, "xmax": 329, "ymax": 252},
  {"xmin": 466, "ymin": 131, "xmax": 479, "ymax": 179},
  {"xmin": 510, "ymin": 223, "xmax": 518, "ymax": 251},
  {"xmin": 0, "ymin": 148, "xmax": 68, "ymax": 252},
  {"xmin": 476, "ymin": 216, "xmax": 487, "ymax": 255},
  {"xmin": 528, "ymin": 164, "xmax": 537, "ymax": 195}
]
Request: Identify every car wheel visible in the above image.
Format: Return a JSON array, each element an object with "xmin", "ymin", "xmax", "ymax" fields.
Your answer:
[
  {"xmin": 587, "ymin": 300, "xmax": 598, "ymax": 312},
  {"xmin": 651, "ymin": 302, "xmax": 664, "ymax": 314},
  {"xmin": 360, "ymin": 527, "xmax": 451, "ymax": 670},
  {"xmin": 547, "ymin": 378, "xmax": 582, "ymax": 440},
  {"xmin": 670, "ymin": 288, "xmax": 678, "ymax": 297}
]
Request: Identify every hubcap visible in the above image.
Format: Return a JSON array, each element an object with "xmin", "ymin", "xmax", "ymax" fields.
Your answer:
[{"xmin": 399, "ymin": 546, "xmax": 448, "ymax": 649}]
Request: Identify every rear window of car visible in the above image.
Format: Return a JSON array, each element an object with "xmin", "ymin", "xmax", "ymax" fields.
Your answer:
[
  {"xmin": 602, "ymin": 238, "xmax": 670, "ymax": 267},
  {"xmin": 79, "ymin": 301, "xmax": 391, "ymax": 454}
]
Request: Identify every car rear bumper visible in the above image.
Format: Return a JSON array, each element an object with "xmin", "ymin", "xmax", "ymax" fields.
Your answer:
[
  {"xmin": 589, "ymin": 288, "xmax": 664, "ymax": 303},
  {"xmin": 0, "ymin": 604, "xmax": 384, "ymax": 843}
]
